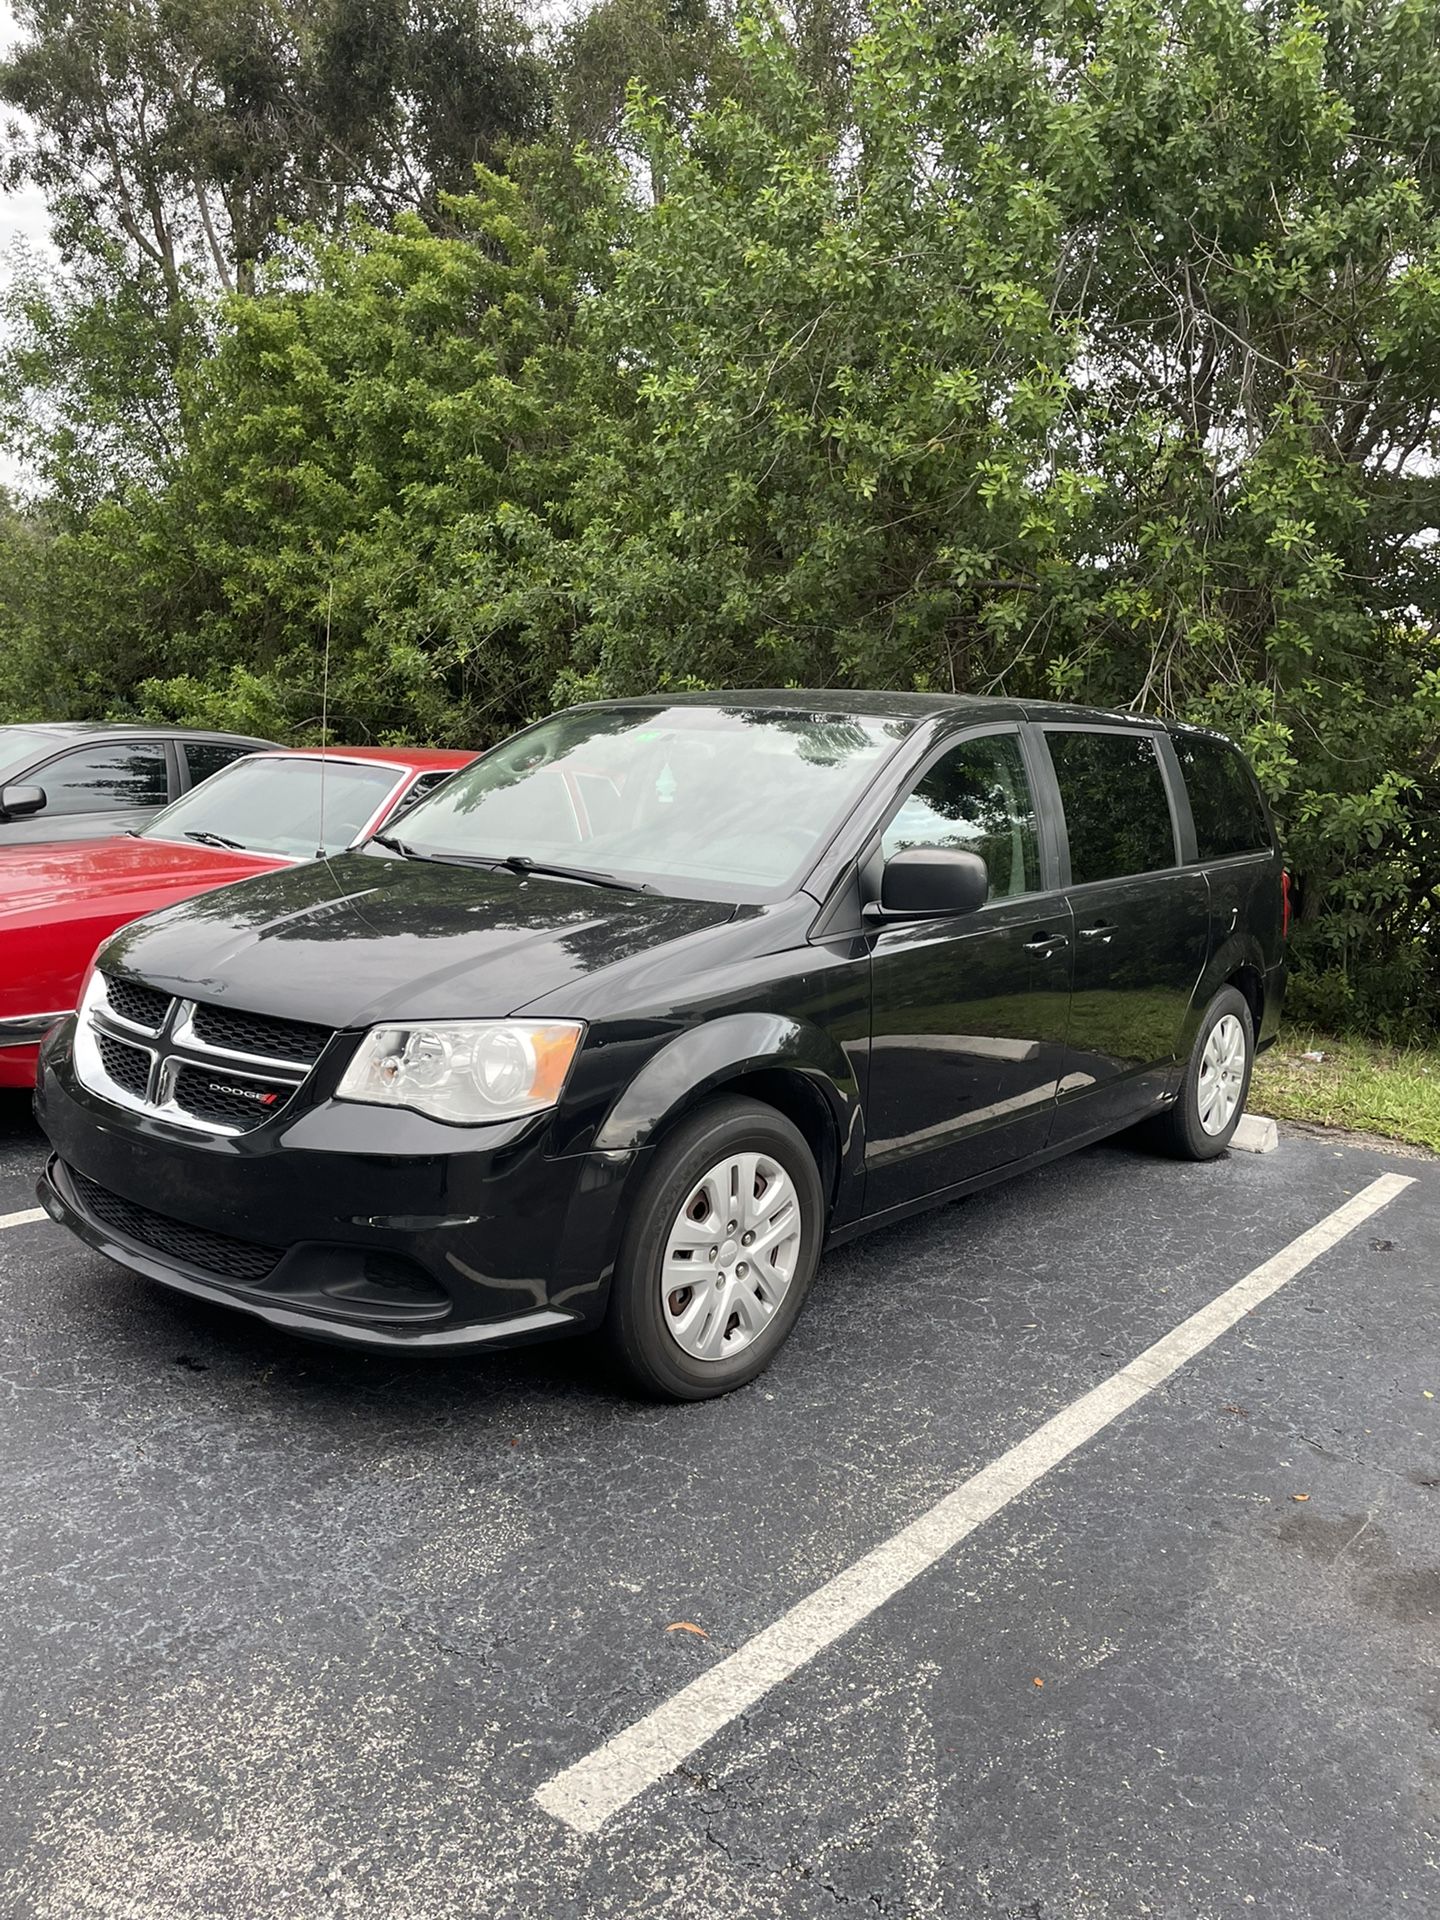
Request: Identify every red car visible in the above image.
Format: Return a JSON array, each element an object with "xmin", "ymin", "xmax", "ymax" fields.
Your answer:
[{"xmin": 0, "ymin": 746, "xmax": 473, "ymax": 1088}]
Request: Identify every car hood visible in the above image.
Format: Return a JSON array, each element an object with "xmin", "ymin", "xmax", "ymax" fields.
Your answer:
[
  {"xmin": 0, "ymin": 833, "xmax": 281, "ymax": 920},
  {"xmin": 101, "ymin": 849, "xmax": 739, "ymax": 1027}
]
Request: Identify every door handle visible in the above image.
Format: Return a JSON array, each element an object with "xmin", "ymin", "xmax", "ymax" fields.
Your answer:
[
  {"xmin": 1079, "ymin": 923, "xmax": 1117, "ymax": 942},
  {"xmin": 1024, "ymin": 933, "xmax": 1070, "ymax": 955}
]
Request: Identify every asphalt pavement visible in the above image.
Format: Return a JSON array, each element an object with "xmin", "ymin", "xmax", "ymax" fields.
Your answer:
[{"xmin": 0, "ymin": 1089, "xmax": 1435, "ymax": 1919}]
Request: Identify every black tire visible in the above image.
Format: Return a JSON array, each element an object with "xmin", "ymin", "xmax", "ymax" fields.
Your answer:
[
  {"xmin": 1151, "ymin": 986, "xmax": 1255, "ymax": 1160},
  {"xmin": 605, "ymin": 1095, "xmax": 826, "ymax": 1401}
]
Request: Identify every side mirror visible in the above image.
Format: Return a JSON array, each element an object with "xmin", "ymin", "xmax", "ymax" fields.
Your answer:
[
  {"xmin": 0, "ymin": 783, "xmax": 46, "ymax": 821},
  {"xmin": 871, "ymin": 846, "xmax": 989, "ymax": 919}
]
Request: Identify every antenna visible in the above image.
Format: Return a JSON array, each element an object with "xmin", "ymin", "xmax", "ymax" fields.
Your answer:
[{"xmin": 316, "ymin": 579, "xmax": 332, "ymax": 859}]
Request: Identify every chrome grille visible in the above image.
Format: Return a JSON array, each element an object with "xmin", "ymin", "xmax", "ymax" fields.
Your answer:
[
  {"xmin": 95, "ymin": 1031, "xmax": 152, "ymax": 1098},
  {"xmin": 188, "ymin": 1002, "xmax": 330, "ymax": 1067},
  {"xmin": 75, "ymin": 974, "xmax": 332, "ymax": 1137},
  {"xmin": 171, "ymin": 1062, "xmax": 297, "ymax": 1130},
  {"xmin": 101, "ymin": 973, "xmax": 171, "ymax": 1033}
]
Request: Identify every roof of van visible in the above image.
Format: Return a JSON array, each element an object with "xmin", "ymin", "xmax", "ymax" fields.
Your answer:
[{"xmin": 584, "ymin": 689, "xmax": 1180, "ymax": 730}]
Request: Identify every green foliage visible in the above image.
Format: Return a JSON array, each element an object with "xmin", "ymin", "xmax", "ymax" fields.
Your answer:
[
  {"xmin": 0, "ymin": 0, "xmax": 548, "ymax": 505},
  {"xmin": 1, "ymin": 0, "xmax": 1437, "ymax": 1034},
  {"xmin": 2, "ymin": 157, "xmax": 623, "ymax": 741}
]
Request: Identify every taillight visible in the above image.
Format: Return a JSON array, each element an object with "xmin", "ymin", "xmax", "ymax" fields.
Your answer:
[{"xmin": 1281, "ymin": 870, "xmax": 1292, "ymax": 940}]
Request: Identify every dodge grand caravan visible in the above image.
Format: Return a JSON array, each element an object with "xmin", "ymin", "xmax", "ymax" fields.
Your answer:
[{"xmin": 35, "ymin": 693, "xmax": 1286, "ymax": 1399}]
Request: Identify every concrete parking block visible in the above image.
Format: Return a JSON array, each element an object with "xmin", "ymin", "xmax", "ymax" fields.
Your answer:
[{"xmin": 1232, "ymin": 1112, "xmax": 1279, "ymax": 1153}]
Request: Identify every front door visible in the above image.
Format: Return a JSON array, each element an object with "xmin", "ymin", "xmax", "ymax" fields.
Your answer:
[
  {"xmin": 7, "ymin": 740, "xmax": 172, "ymax": 844},
  {"xmin": 864, "ymin": 728, "xmax": 1074, "ymax": 1215}
]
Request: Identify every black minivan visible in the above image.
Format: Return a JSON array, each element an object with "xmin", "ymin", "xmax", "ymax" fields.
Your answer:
[{"xmin": 35, "ymin": 693, "xmax": 1286, "ymax": 1398}]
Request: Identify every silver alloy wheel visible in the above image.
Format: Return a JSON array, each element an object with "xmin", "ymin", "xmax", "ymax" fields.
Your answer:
[
  {"xmin": 1197, "ymin": 1012, "xmax": 1248, "ymax": 1135},
  {"xmin": 660, "ymin": 1150, "xmax": 803, "ymax": 1362}
]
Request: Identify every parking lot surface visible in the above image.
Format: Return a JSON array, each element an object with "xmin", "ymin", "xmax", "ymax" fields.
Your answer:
[{"xmin": 1, "ymin": 1091, "xmax": 1435, "ymax": 1919}]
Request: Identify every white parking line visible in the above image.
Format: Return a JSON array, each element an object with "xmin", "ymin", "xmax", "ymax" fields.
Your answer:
[
  {"xmin": 535, "ymin": 1170, "xmax": 1415, "ymax": 1834},
  {"xmin": 0, "ymin": 1207, "xmax": 46, "ymax": 1232}
]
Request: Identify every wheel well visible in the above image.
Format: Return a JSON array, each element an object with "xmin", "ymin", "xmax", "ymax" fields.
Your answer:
[
  {"xmin": 1229, "ymin": 964, "xmax": 1264, "ymax": 1039},
  {"xmin": 662, "ymin": 1068, "xmax": 842, "ymax": 1217}
]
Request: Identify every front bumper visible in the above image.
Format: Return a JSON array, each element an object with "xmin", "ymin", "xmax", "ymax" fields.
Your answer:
[
  {"xmin": 35, "ymin": 1021, "xmax": 644, "ymax": 1354},
  {"xmin": 0, "ymin": 1044, "xmax": 41, "ymax": 1090}
]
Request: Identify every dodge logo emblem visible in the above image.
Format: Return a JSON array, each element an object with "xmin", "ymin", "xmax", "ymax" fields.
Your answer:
[{"xmin": 208, "ymin": 1082, "xmax": 280, "ymax": 1106}]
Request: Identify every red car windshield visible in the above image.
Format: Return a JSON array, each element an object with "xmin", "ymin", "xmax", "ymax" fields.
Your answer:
[{"xmin": 141, "ymin": 756, "xmax": 399, "ymax": 859}]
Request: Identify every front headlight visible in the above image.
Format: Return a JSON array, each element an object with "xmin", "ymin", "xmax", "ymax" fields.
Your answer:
[{"xmin": 335, "ymin": 1019, "xmax": 584, "ymax": 1125}]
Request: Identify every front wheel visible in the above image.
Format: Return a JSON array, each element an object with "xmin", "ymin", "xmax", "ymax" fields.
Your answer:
[
  {"xmin": 1152, "ymin": 986, "xmax": 1254, "ymax": 1160},
  {"xmin": 605, "ymin": 1096, "xmax": 825, "ymax": 1400}
]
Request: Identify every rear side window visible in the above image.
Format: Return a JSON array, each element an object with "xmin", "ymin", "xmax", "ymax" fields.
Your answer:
[
  {"xmin": 35, "ymin": 741, "xmax": 169, "ymax": 814},
  {"xmin": 1046, "ymin": 730, "xmax": 1176, "ymax": 884},
  {"xmin": 882, "ymin": 732, "xmax": 1040, "ymax": 898},
  {"xmin": 184, "ymin": 741, "xmax": 257, "ymax": 788},
  {"xmin": 406, "ymin": 768, "xmax": 460, "ymax": 802},
  {"xmin": 1173, "ymin": 735, "xmax": 1272, "ymax": 859}
]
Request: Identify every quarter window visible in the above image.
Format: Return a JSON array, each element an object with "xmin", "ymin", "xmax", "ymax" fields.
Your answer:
[
  {"xmin": 388, "ymin": 767, "xmax": 459, "ymax": 820},
  {"xmin": 882, "ymin": 733, "xmax": 1040, "ymax": 899},
  {"xmin": 34, "ymin": 741, "xmax": 169, "ymax": 815},
  {"xmin": 1173, "ymin": 735, "xmax": 1271, "ymax": 860},
  {"xmin": 1047, "ymin": 730, "xmax": 1176, "ymax": 883}
]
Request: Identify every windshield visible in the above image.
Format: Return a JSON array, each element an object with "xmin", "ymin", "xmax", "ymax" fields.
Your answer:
[
  {"xmin": 0, "ymin": 727, "xmax": 57, "ymax": 783},
  {"xmin": 141, "ymin": 755, "xmax": 400, "ymax": 858},
  {"xmin": 388, "ymin": 704, "xmax": 913, "ymax": 898}
]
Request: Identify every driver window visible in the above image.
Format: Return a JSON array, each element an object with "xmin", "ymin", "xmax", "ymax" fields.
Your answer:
[{"xmin": 882, "ymin": 733, "xmax": 1040, "ymax": 899}]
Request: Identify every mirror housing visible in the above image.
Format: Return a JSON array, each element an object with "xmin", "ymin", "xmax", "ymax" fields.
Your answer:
[
  {"xmin": 870, "ymin": 847, "xmax": 989, "ymax": 919},
  {"xmin": 0, "ymin": 783, "xmax": 46, "ymax": 821}
]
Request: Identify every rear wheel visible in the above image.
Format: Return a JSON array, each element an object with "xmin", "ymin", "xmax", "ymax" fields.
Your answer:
[
  {"xmin": 1152, "ymin": 986, "xmax": 1254, "ymax": 1160},
  {"xmin": 605, "ymin": 1096, "xmax": 825, "ymax": 1400}
]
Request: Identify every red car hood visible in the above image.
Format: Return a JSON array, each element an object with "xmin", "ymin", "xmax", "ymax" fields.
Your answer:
[{"xmin": 0, "ymin": 834, "xmax": 283, "ymax": 920}]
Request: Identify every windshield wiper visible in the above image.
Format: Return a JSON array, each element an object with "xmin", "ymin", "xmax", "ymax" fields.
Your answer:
[
  {"xmin": 370, "ymin": 831, "xmax": 417, "ymax": 859},
  {"xmin": 401, "ymin": 849, "xmax": 657, "ymax": 894},
  {"xmin": 499, "ymin": 854, "xmax": 657, "ymax": 895},
  {"xmin": 182, "ymin": 829, "xmax": 247, "ymax": 851}
]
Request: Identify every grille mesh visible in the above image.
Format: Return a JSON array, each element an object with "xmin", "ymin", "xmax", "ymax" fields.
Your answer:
[
  {"xmin": 103, "ymin": 975, "xmax": 171, "ymax": 1031},
  {"xmin": 65, "ymin": 1165, "xmax": 280, "ymax": 1284},
  {"xmin": 172, "ymin": 1063, "xmax": 294, "ymax": 1130},
  {"xmin": 189, "ymin": 1002, "xmax": 331, "ymax": 1066},
  {"xmin": 96, "ymin": 1031, "xmax": 152, "ymax": 1098}
]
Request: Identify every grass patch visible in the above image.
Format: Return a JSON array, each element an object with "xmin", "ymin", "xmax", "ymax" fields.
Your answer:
[{"xmin": 1251, "ymin": 1030, "xmax": 1440, "ymax": 1154}]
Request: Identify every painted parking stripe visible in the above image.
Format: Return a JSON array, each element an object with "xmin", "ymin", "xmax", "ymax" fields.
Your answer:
[
  {"xmin": 535, "ymin": 1170, "xmax": 1415, "ymax": 1834},
  {"xmin": 0, "ymin": 1207, "xmax": 46, "ymax": 1232}
]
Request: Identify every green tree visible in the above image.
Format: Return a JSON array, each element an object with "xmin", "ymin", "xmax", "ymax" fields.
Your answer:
[
  {"xmin": 0, "ymin": 1, "xmax": 548, "ymax": 509},
  {"xmin": 0, "ymin": 1, "xmax": 546, "ymax": 299},
  {"xmin": 8, "ymin": 155, "xmax": 624, "ymax": 744}
]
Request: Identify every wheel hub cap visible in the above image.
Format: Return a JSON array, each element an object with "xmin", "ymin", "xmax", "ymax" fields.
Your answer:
[
  {"xmin": 661, "ymin": 1150, "xmax": 803, "ymax": 1362},
  {"xmin": 1198, "ymin": 1013, "xmax": 1248, "ymax": 1136}
]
